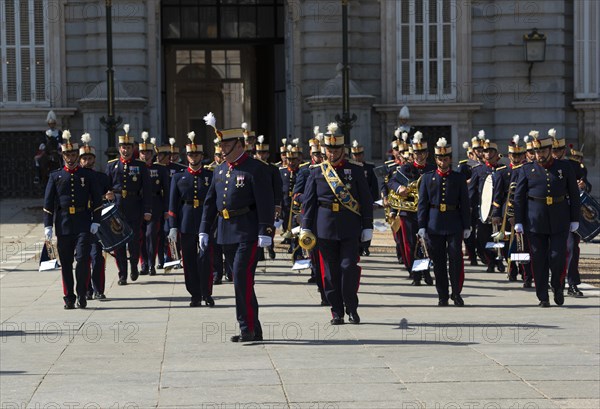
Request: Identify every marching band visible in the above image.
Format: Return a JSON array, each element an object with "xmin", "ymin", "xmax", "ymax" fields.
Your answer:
[{"xmin": 41, "ymin": 113, "xmax": 597, "ymax": 339}]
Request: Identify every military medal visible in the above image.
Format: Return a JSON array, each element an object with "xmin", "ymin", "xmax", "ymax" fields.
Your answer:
[
  {"xmin": 80, "ymin": 177, "xmax": 85, "ymax": 187},
  {"xmin": 236, "ymin": 174, "xmax": 245, "ymax": 188},
  {"xmin": 204, "ymin": 177, "xmax": 209, "ymax": 186},
  {"xmin": 558, "ymin": 169, "xmax": 563, "ymax": 179}
]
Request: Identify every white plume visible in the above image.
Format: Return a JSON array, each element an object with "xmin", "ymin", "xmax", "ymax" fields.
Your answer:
[
  {"xmin": 203, "ymin": 112, "xmax": 217, "ymax": 129},
  {"xmin": 524, "ymin": 136, "xmax": 530, "ymax": 143},
  {"xmin": 150, "ymin": 137, "xmax": 157, "ymax": 145},
  {"xmin": 352, "ymin": 140, "xmax": 359, "ymax": 148},
  {"xmin": 394, "ymin": 128, "xmax": 400, "ymax": 139},
  {"xmin": 316, "ymin": 133, "xmax": 324, "ymax": 142},
  {"xmin": 123, "ymin": 124, "xmax": 130, "ymax": 135},
  {"xmin": 46, "ymin": 129, "xmax": 53, "ymax": 137},
  {"xmin": 436, "ymin": 137, "xmax": 448, "ymax": 148},
  {"xmin": 413, "ymin": 131, "xmax": 423, "ymax": 144},
  {"xmin": 62, "ymin": 130, "xmax": 71, "ymax": 141},
  {"xmin": 512, "ymin": 135, "xmax": 520, "ymax": 145},
  {"xmin": 281, "ymin": 138, "xmax": 287, "ymax": 145},
  {"xmin": 529, "ymin": 130, "xmax": 539, "ymax": 138},
  {"xmin": 46, "ymin": 110, "xmax": 57, "ymax": 122},
  {"xmin": 213, "ymin": 138, "xmax": 220, "ymax": 144},
  {"xmin": 313, "ymin": 126, "xmax": 320, "ymax": 136},
  {"xmin": 548, "ymin": 128, "xmax": 556, "ymax": 137},
  {"xmin": 169, "ymin": 137, "xmax": 176, "ymax": 146},
  {"xmin": 257, "ymin": 135, "xmax": 265, "ymax": 144},
  {"xmin": 187, "ymin": 131, "xmax": 196, "ymax": 143},
  {"xmin": 327, "ymin": 122, "xmax": 338, "ymax": 135},
  {"xmin": 477, "ymin": 130, "xmax": 485, "ymax": 139},
  {"xmin": 402, "ymin": 132, "xmax": 408, "ymax": 142},
  {"xmin": 81, "ymin": 133, "xmax": 91, "ymax": 144},
  {"xmin": 292, "ymin": 138, "xmax": 299, "ymax": 145},
  {"xmin": 241, "ymin": 122, "xmax": 248, "ymax": 130},
  {"xmin": 287, "ymin": 144, "xmax": 293, "ymax": 151},
  {"xmin": 141, "ymin": 131, "xmax": 149, "ymax": 142},
  {"xmin": 462, "ymin": 141, "xmax": 470, "ymax": 149}
]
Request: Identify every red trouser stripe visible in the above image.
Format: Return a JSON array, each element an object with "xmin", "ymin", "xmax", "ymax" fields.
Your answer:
[{"xmin": 245, "ymin": 242, "xmax": 258, "ymax": 332}]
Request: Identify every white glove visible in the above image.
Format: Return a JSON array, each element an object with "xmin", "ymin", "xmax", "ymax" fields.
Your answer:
[
  {"xmin": 168, "ymin": 228, "xmax": 178, "ymax": 242},
  {"xmin": 463, "ymin": 228, "xmax": 471, "ymax": 239},
  {"xmin": 198, "ymin": 233, "xmax": 209, "ymax": 251},
  {"xmin": 360, "ymin": 229, "xmax": 373, "ymax": 242},
  {"xmin": 417, "ymin": 228, "xmax": 426, "ymax": 238},
  {"xmin": 44, "ymin": 227, "xmax": 53, "ymax": 241},
  {"xmin": 569, "ymin": 221, "xmax": 579, "ymax": 232},
  {"xmin": 258, "ymin": 235, "xmax": 272, "ymax": 248},
  {"xmin": 38, "ymin": 143, "xmax": 46, "ymax": 150},
  {"xmin": 90, "ymin": 223, "xmax": 100, "ymax": 235},
  {"xmin": 514, "ymin": 223, "xmax": 524, "ymax": 234}
]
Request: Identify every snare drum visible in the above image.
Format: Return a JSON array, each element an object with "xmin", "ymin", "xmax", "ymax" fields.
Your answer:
[
  {"xmin": 479, "ymin": 174, "xmax": 494, "ymax": 223},
  {"xmin": 95, "ymin": 204, "xmax": 133, "ymax": 251}
]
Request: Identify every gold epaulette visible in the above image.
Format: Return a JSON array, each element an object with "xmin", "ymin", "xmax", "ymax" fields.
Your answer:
[
  {"xmin": 512, "ymin": 164, "xmax": 524, "ymax": 170},
  {"xmin": 496, "ymin": 165, "xmax": 507, "ymax": 171},
  {"xmin": 309, "ymin": 163, "xmax": 320, "ymax": 169},
  {"xmin": 471, "ymin": 163, "xmax": 481, "ymax": 168},
  {"xmin": 385, "ymin": 159, "xmax": 395, "ymax": 164},
  {"xmin": 581, "ymin": 163, "xmax": 585, "ymax": 169},
  {"xmin": 204, "ymin": 164, "xmax": 215, "ymax": 171},
  {"xmin": 107, "ymin": 158, "xmax": 118, "ymax": 163},
  {"xmin": 153, "ymin": 162, "xmax": 165, "ymax": 166},
  {"xmin": 349, "ymin": 159, "xmax": 363, "ymax": 167},
  {"xmin": 459, "ymin": 159, "xmax": 468, "ymax": 164},
  {"xmin": 299, "ymin": 161, "xmax": 310, "ymax": 168},
  {"xmin": 257, "ymin": 158, "xmax": 269, "ymax": 165},
  {"xmin": 279, "ymin": 166, "xmax": 286, "ymax": 170}
]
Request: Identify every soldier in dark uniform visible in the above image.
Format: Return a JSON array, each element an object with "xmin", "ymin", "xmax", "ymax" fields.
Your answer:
[
  {"xmin": 490, "ymin": 135, "xmax": 532, "ymax": 284},
  {"xmin": 43, "ymin": 131, "xmax": 102, "ymax": 309},
  {"xmin": 351, "ymin": 140, "xmax": 378, "ymax": 256},
  {"xmin": 280, "ymin": 144, "xmax": 303, "ymax": 260},
  {"xmin": 552, "ymin": 134, "xmax": 591, "ymax": 297},
  {"xmin": 79, "ymin": 134, "xmax": 111, "ymax": 300},
  {"xmin": 524, "ymin": 134, "xmax": 536, "ymax": 163},
  {"xmin": 208, "ymin": 143, "xmax": 232, "ymax": 284},
  {"xmin": 457, "ymin": 139, "xmax": 481, "ymax": 266},
  {"xmin": 138, "ymin": 134, "xmax": 170, "ymax": 276},
  {"xmin": 513, "ymin": 132, "xmax": 581, "ymax": 307},
  {"xmin": 293, "ymin": 133, "xmax": 328, "ymax": 305},
  {"xmin": 301, "ymin": 123, "xmax": 373, "ymax": 325},
  {"xmin": 469, "ymin": 137, "xmax": 505, "ymax": 273},
  {"xmin": 255, "ymin": 135, "xmax": 283, "ymax": 261},
  {"xmin": 168, "ymin": 132, "xmax": 214, "ymax": 307},
  {"xmin": 418, "ymin": 138, "xmax": 471, "ymax": 306},
  {"xmin": 388, "ymin": 131, "xmax": 435, "ymax": 285},
  {"xmin": 200, "ymin": 114, "xmax": 275, "ymax": 342},
  {"xmin": 35, "ymin": 110, "xmax": 63, "ymax": 184},
  {"xmin": 154, "ymin": 139, "xmax": 186, "ymax": 269},
  {"xmin": 105, "ymin": 124, "xmax": 153, "ymax": 285},
  {"xmin": 276, "ymin": 138, "xmax": 288, "ymax": 168}
]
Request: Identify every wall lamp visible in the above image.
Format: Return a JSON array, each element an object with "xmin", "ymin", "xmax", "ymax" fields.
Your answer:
[{"xmin": 523, "ymin": 28, "xmax": 547, "ymax": 84}]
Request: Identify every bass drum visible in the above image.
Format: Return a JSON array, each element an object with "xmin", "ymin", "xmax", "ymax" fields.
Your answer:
[
  {"xmin": 479, "ymin": 174, "xmax": 494, "ymax": 223},
  {"xmin": 577, "ymin": 191, "xmax": 600, "ymax": 242},
  {"xmin": 95, "ymin": 204, "xmax": 133, "ymax": 251}
]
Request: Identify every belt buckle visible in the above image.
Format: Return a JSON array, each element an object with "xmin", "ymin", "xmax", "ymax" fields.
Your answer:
[
  {"xmin": 222, "ymin": 209, "xmax": 230, "ymax": 219},
  {"xmin": 69, "ymin": 206, "xmax": 75, "ymax": 215},
  {"xmin": 332, "ymin": 203, "xmax": 339, "ymax": 212},
  {"xmin": 546, "ymin": 196, "xmax": 553, "ymax": 205},
  {"xmin": 194, "ymin": 199, "xmax": 199, "ymax": 208},
  {"xmin": 289, "ymin": 192, "xmax": 293, "ymax": 197},
  {"xmin": 122, "ymin": 190, "xmax": 127, "ymax": 198},
  {"xmin": 439, "ymin": 203, "xmax": 446, "ymax": 212}
]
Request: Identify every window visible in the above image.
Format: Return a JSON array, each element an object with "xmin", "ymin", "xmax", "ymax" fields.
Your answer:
[
  {"xmin": 175, "ymin": 49, "xmax": 241, "ymax": 80},
  {"xmin": 0, "ymin": 0, "xmax": 48, "ymax": 104},
  {"xmin": 574, "ymin": 0, "xmax": 599, "ymax": 99},
  {"xmin": 397, "ymin": 0, "xmax": 456, "ymax": 101}
]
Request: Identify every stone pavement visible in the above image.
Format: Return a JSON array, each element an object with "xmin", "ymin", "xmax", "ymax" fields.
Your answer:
[{"xmin": 1, "ymin": 199, "xmax": 599, "ymax": 409}]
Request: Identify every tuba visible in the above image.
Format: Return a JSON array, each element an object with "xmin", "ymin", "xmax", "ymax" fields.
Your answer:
[
  {"xmin": 298, "ymin": 229, "xmax": 316, "ymax": 251},
  {"xmin": 388, "ymin": 180, "xmax": 419, "ymax": 213}
]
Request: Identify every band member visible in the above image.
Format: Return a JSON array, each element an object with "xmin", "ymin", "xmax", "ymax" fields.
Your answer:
[
  {"xmin": 35, "ymin": 110, "xmax": 63, "ymax": 184},
  {"xmin": 293, "ymin": 132, "xmax": 328, "ymax": 305},
  {"xmin": 301, "ymin": 122, "xmax": 373, "ymax": 325},
  {"xmin": 418, "ymin": 138, "xmax": 470, "ymax": 306},
  {"xmin": 255, "ymin": 135, "xmax": 283, "ymax": 261},
  {"xmin": 79, "ymin": 134, "xmax": 111, "ymax": 300},
  {"xmin": 351, "ymin": 140, "xmax": 379, "ymax": 256},
  {"xmin": 469, "ymin": 135, "xmax": 505, "ymax": 273},
  {"xmin": 200, "ymin": 113, "xmax": 274, "ymax": 342},
  {"xmin": 513, "ymin": 131, "xmax": 580, "ymax": 307},
  {"xmin": 43, "ymin": 131, "xmax": 102, "ymax": 309},
  {"xmin": 388, "ymin": 131, "xmax": 435, "ymax": 285},
  {"xmin": 277, "ymin": 138, "xmax": 288, "ymax": 168},
  {"xmin": 105, "ymin": 124, "xmax": 153, "ymax": 285},
  {"xmin": 524, "ymin": 135, "xmax": 536, "ymax": 163},
  {"xmin": 491, "ymin": 135, "xmax": 532, "ymax": 285},
  {"xmin": 168, "ymin": 132, "xmax": 214, "ymax": 307},
  {"xmin": 457, "ymin": 139, "xmax": 481, "ymax": 266},
  {"xmin": 138, "ymin": 134, "xmax": 170, "ymax": 276},
  {"xmin": 551, "ymin": 132, "xmax": 591, "ymax": 297},
  {"xmin": 155, "ymin": 139, "xmax": 186, "ymax": 269},
  {"xmin": 280, "ymin": 143, "xmax": 303, "ymax": 260}
]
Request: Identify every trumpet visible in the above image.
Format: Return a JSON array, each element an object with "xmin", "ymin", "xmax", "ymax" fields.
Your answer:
[
  {"xmin": 494, "ymin": 182, "xmax": 516, "ymax": 242},
  {"xmin": 281, "ymin": 200, "xmax": 301, "ymax": 239}
]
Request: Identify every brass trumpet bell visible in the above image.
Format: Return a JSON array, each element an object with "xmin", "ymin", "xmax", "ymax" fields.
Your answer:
[{"xmin": 298, "ymin": 230, "xmax": 317, "ymax": 251}]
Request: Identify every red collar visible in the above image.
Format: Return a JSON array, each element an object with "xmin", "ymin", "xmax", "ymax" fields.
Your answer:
[
  {"xmin": 394, "ymin": 159, "xmax": 403, "ymax": 165},
  {"xmin": 413, "ymin": 161, "xmax": 426, "ymax": 169},
  {"xmin": 227, "ymin": 153, "xmax": 249, "ymax": 170},
  {"xmin": 485, "ymin": 161, "xmax": 498, "ymax": 169},
  {"xmin": 287, "ymin": 165, "xmax": 298, "ymax": 172},
  {"xmin": 187, "ymin": 166, "xmax": 202, "ymax": 176},
  {"xmin": 333, "ymin": 160, "xmax": 346, "ymax": 170},
  {"xmin": 120, "ymin": 157, "xmax": 132, "ymax": 165},
  {"xmin": 63, "ymin": 165, "xmax": 80, "ymax": 174},
  {"xmin": 436, "ymin": 168, "xmax": 451, "ymax": 177}
]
